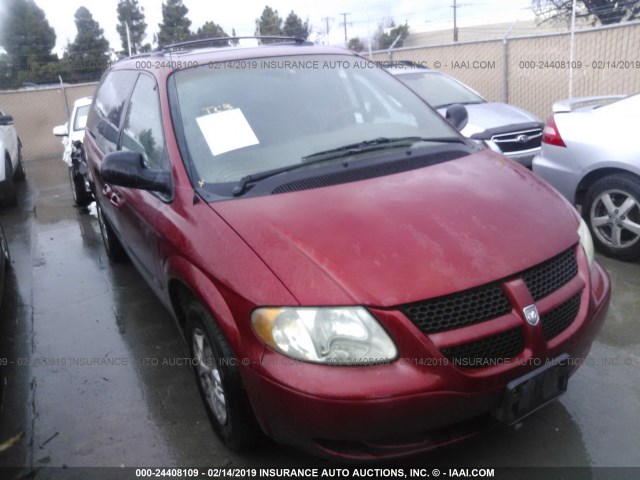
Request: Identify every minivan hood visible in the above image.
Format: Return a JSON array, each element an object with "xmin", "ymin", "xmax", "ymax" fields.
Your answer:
[
  {"xmin": 437, "ymin": 103, "xmax": 540, "ymax": 137},
  {"xmin": 213, "ymin": 150, "xmax": 578, "ymax": 307}
]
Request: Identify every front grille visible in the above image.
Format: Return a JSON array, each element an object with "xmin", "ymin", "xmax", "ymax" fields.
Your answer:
[
  {"xmin": 401, "ymin": 283, "xmax": 511, "ymax": 334},
  {"xmin": 491, "ymin": 128, "xmax": 542, "ymax": 154},
  {"xmin": 441, "ymin": 327, "xmax": 524, "ymax": 368},
  {"xmin": 522, "ymin": 248, "xmax": 578, "ymax": 301},
  {"xmin": 541, "ymin": 292, "xmax": 581, "ymax": 340}
]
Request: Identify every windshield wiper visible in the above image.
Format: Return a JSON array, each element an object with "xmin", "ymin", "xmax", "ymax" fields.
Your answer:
[{"xmin": 231, "ymin": 136, "xmax": 464, "ymax": 196}]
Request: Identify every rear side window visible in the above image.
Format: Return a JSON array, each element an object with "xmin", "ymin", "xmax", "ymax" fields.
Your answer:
[
  {"xmin": 121, "ymin": 74, "xmax": 167, "ymax": 170},
  {"xmin": 86, "ymin": 70, "xmax": 138, "ymax": 154}
]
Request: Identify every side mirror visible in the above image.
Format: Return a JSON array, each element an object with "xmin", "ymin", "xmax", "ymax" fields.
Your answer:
[
  {"xmin": 53, "ymin": 124, "xmax": 68, "ymax": 137},
  {"xmin": 0, "ymin": 115, "xmax": 14, "ymax": 126},
  {"xmin": 445, "ymin": 104, "xmax": 469, "ymax": 131},
  {"xmin": 102, "ymin": 151, "xmax": 172, "ymax": 195}
]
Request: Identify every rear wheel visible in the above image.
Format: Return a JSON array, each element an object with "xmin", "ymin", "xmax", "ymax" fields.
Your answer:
[
  {"xmin": 68, "ymin": 165, "xmax": 93, "ymax": 207},
  {"xmin": 583, "ymin": 173, "xmax": 640, "ymax": 261},
  {"xmin": 2, "ymin": 156, "xmax": 17, "ymax": 206},
  {"xmin": 14, "ymin": 143, "xmax": 25, "ymax": 182},
  {"xmin": 185, "ymin": 299, "xmax": 262, "ymax": 451},
  {"xmin": 96, "ymin": 201, "xmax": 127, "ymax": 262}
]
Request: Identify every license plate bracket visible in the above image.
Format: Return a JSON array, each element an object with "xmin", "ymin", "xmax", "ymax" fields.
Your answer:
[{"xmin": 493, "ymin": 354, "xmax": 571, "ymax": 425}]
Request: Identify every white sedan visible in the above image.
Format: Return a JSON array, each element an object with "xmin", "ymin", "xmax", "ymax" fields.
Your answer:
[
  {"xmin": 533, "ymin": 94, "xmax": 640, "ymax": 260},
  {"xmin": 0, "ymin": 109, "xmax": 26, "ymax": 206},
  {"xmin": 53, "ymin": 96, "xmax": 93, "ymax": 206}
]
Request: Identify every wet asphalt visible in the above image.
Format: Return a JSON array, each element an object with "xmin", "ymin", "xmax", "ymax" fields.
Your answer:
[{"xmin": 0, "ymin": 157, "xmax": 638, "ymax": 477}]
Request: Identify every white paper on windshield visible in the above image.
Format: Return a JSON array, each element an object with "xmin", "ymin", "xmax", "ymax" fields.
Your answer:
[{"xmin": 196, "ymin": 108, "xmax": 259, "ymax": 156}]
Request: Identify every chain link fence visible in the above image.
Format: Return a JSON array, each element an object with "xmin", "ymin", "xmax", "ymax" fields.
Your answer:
[
  {"xmin": 0, "ymin": 82, "xmax": 96, "ymax": 162},
  {"xmin": 372, "ymin": 20, "xmax": 640, "ymax": 121},
  {"xmin": 1, "ymin": 20, "xmax": 638, "ymax": 162}
]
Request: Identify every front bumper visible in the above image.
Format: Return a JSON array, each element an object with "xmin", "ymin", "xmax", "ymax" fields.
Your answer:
[{"xmin": 242, "ymin": 258, "xmax": 610, "ymax": 460}]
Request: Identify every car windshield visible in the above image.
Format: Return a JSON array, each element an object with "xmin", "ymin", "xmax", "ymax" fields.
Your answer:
[
  {"xmin": 170, "ymin": 54, "xmax": 461, "ymax": 187},
  {"xmin": 73, "ymin": 104, "xmax": 91, "ymax": 131},
  {"xmin": 597, "ymin": 93, "xmax": 640, "ymax": 115},
  {"xmin": 396, "ymin": 71, "xmax": 485, "ymax": 108}
]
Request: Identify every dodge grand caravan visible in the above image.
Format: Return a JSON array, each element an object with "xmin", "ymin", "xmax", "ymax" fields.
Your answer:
[{"xmin": 83, "ymin": 38, "xmax": 610, "ymax": 460}]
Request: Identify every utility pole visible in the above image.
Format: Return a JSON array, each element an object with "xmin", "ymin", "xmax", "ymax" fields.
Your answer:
[
  {"xmin": 340, "ymin": 12, "xmax": 350, "ymax": 42},
  {"xmin": 321, "ymin": 16, "xmax": 332, "ymax": 44},
  {"xmin": 452, "ymin": 0, "xmax": 459, "ymax": 42}
]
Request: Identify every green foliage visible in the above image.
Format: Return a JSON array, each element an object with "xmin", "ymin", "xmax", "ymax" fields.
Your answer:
[
  {"xmin": 68, "ymin": 7, "xmax": 110, "ymax": 82},
  {"xmin": 0, "ymin": 0, "xmax": 56, "ymax": 68},
  {"xmin": 157, "ymin": 0, "xmax": 192, "ymax": 46},
  {"xmin": 258, "ymin": 5, "xmax": 283, "ymax": 38},
  {"xmin": 533, "ymin": 0, "xmax": 640, "ymax": 25},
  {"xmin": 376, "ymin": 22, "xmax": 410, "ymax": 50},
  {"xmin": 116, "ymin": 0, "xmax": 148, "ymax": 54},
  {"xmin": 194, "ymin": 21, "xmax": 229, "ymax": 45},
  {"xmin": 348, "ymin": 37, "xmax": 366, "ymax": 52},
  {"xmin": 282, "ymin": 11, "xmax": 309, "ymax": 40},
  {"xmin": 0, "ymin": 0, "xmax": 58, "ymax": 88}
]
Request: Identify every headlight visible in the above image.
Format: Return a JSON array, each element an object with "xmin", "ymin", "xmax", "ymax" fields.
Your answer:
[
  {"xmin": 251, "ymin": 307, "xmax": 397, "ymax": 365},
  {"xmin": 578, "ymin": 218, "xmax": 594, "ymax": 269}
]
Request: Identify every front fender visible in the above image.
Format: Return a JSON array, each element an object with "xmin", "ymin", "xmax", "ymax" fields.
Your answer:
[{"xmin": 165, "ymin": 255, "xmax": 243, "ymax": 355}]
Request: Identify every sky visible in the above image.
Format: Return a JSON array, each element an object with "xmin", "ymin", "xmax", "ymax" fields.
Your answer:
[{"xmin": 10, "ymin": 0, "xmax": 535, "ymax": 54}]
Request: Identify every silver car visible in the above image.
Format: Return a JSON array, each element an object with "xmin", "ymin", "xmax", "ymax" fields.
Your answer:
[
  {"xmin": 389, "ymin": 65, "xmax": 543, "ymax": 166},
  {"xmin": 533, "ymin": 94, "xmax": 640, "ymax": 261}
]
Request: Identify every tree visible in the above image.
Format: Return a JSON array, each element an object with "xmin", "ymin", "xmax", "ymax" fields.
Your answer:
[
  {"xmin": 195, "ymin": 21, "xmax": 228, "ymax": 39},
  {"xmin": 348, "ymin": 37, "xmax": 366, "ymax": 52},
  {"xmin": 157, "ymin": 0, "xmax": 192, "ymax": 46},
  {"xmin": 0, "ymin": 0, "xmax": 56, "ymax": 71},
  {"xmin": 257, "ymin": 6, "xmax": 283, "ymax": 37},
  {"xmin": 116, "ymin": 0, "xmax": 148, "ymax": 55},
  {"xmin": 68, "ymin": 7, "xmax": 110, "ymax": 81},
  {"xmin": 375, "ymin": 21, "xmax": 410, "ymax": 50},
  {"xmin": 532, "ymin": 0, "xmax": 640, "ymax": 25},
  {"xmin": 194, "ymin": 21, "xmax": 229, "ymax": 46},
  {"xmin": 282, "ymin": 11, "xmax": 309, "ymax": 40}
]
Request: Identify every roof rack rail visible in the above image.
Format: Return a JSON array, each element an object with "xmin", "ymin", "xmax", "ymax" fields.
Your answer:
[{"xmin": 156, "ymin": 36, "xmax": 310, "ymax": 53}]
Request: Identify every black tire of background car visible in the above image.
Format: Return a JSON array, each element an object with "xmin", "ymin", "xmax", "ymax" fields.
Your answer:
[
  {"xmin": 0, "ymin": 223, "xmax": 10, "ymax": 265},
  {"xmin": 2, "ymin": 156, "xmax": 17, "ymax": 206},
  {"xmin": 96, "ymin": 201, "xmax": 127, "ymax": 262},
  {"xmin": 68, "ymin": 166, "xmax": 93, "ymax": 207},
  {"xmin": 185, "ymin": 299, "xmax": 263, "ymax": 452},
  {"xmin": 13, "ymin": 142, "xmax": 25, "ymax": 182},
  {"xmin": 583, "ymin": 173, "xmax": 640, "ymax": 261}
]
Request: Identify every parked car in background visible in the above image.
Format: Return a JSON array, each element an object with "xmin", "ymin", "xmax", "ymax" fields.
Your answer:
[
  {"xmin": 389, "ymin": 64, "xmax": 543, "ymax": 167},
  {"xmin": 533, "ymin": 94, "xmax": 640, "ymax": 261},
  {"xmin": 0, "ymin": 109, "xmax": 26, "ymax": 206},
  {"xmin": 84, "ymin": 39, "xmax": 610, "ymax": 459},
  {"xmin": 53, "ymin": 96, "xmax": 94, "ymax": 206}
]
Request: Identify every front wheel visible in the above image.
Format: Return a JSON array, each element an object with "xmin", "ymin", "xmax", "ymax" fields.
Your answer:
[
  {"xmin": 69, "ymin": 165, "xmax": 93, "ymax": 207},
  {"xmin": 96, "ymin": 201, "xmax": 127, "ymax": 262},
  {"xmin": 583, "ymin": 173, "xmax": 640, "ymax": 261},
  {"xmin": 185, "ymin": 299, "xmax": 262, "ymax": 451}
]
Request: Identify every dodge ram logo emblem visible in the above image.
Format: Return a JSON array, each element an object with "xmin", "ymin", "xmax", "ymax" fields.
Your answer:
[
  {"xmin": 523, "ymin": 305, "xmax": 540, "ymax": 326},
  {"xmin": 516, "ymin": 134, "xmax": 530, "ymax": 144}
]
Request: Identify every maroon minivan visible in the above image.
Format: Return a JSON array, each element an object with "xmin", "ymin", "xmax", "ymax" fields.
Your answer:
[{"xmin": 83, "ymin": 38, "xmax": 610, "ymax": 459}]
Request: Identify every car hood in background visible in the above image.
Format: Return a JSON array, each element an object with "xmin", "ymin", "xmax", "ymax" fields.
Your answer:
[
  {"xmin": 212, "ymin": 150, "xmax": 578, "ymax": 307},
  {"xmin": 437, "ymin": 102, "xmax": 541, "ymax": 137}
]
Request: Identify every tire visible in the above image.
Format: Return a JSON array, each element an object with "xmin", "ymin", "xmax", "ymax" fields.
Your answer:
[
  {"xmin": 583, "ymin": 173, "xmax": 640, "ymax": 261},
  {"xmin": 1, "ymin": 156, "xmax": 17, "ymax": 206},
  {"xmin": 13, "ymin": 143, "xmax": 25, "ymax": 182},
  {"xmin": 185, "ymin": 299, "xmax": 262, "ymax": 451},
  {"xmin": 96, "ymin": 200, "xmax": 127, "ymax": 262},
  {"xmin": 0, "ymin": 223, "xmax": 10, "ymax": 266},
  {"xmin": 69, "ymin": 165, "xmax": 93, "ymax": 207}
]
